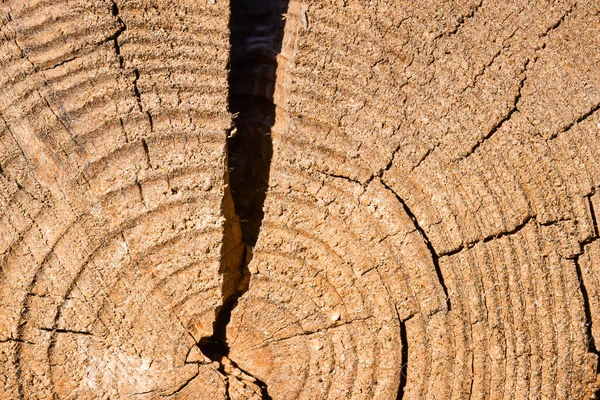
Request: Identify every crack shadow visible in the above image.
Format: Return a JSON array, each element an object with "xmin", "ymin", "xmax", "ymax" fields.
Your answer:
[
  {"xmin": 198, "ymin": 1, "xmax": 289, "ymax": 398},
  {"xmin": 227, "ymin": 0, "xmax": 289, "ymax": 246}
]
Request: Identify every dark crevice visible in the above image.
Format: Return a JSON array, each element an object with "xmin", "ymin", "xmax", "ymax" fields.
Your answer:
[
  {"xmin": 39, "ymin": 327, "xmax": 92, "ymax": 335},
  {"xmin": 433, "ymin": 0, "xmax": 483, "ymax": 41},
  {"xmin": 573, "ymin": 255, "xmax": 600, "ymax": 397},
  {"xmin": 109, "ymin": 1, "xmax": 126, "ymax": 68},
  {"xmin": 577, "ymin": 193, "xmax": 600, "ymax": 395},
  {"xmin": 396, "ymin": 319, "xmax": 409, "ymax": 400},
  {"xmin": 146, "ymin": 111, "xmax": 154, "ymax": 132},
  {"xmin": 132, "ymin": 68, "xmax": 155, "ymax": 132},
  {"xmin": 317, "ymin": 170, "xmax": 363, "ymax": 186},
  {"xmin": 576, "ymin": 259, "xmax": 599, "ymax": 353},
  {"xmin": 140, "ymin": 138, "xmax": 151, "ymax": 166},
  {"xmin": 553, "ymin": 102, "xmax": 600, "ymax": 139},
  {"xmin": 227, "ymin": 0, "xmax": 289, "ymax": 246},
  {"xmin": 539, "ymin": 3, "xmax": 574, "ymax": 40},
  {"xmin": 381, "ymin": 180, "xmax": 451, "ymax": 311},
  {"xmin": 0, "ymin": 338, "xmax": 31, "ymax": 344},
  {"xmin": 40, "ymin": 56, "xmax": 78, "ymax": 72},
  {"xmin": 135, "ymin": 181, "xmax": 145, "ymax": 205},
  {"xmin": 110, "ymin": 1, "xmax": 153, "ymax": 138},
  {"xmin": 414, "ymin": 6, "xmax": 567, "ymax": 167},
  {"xmin": 197, "ymin": 0, "xmax": 289, "ymax": 398},
  {"xmin": 411, "ymin": 146, "xmax": 433, "ymax": 172},
  {"xmin": 440, "ymin": 215, "xmax": 586, "ymax": 258},
  {"xmin": 198, "ymin": 248, "xmax": 272, "ymax": 399},
  {"xmin": 442, "ymin": 215, "xmax": 535, "ymax": 257},
  {"xmin": 132, "ymin": 68, "xmax": 143, "ymax": 111},
  {"xmin": 380, "ymin": 143, "xmax": 402, "ymax": 177},
  {"xmin": 588, "ymin": 195, "xmax": 599, "ymax": 238},
  {"xmin": 110, "ymin": 0, "xmax": 119, "ymax": 17},
  {"xmin": 465, "ymin": 63, "xmax": 528, "ymax": 157},
  {"xmin": 198, "ymin": 246, "xmax": 249, "ymax": 360},
  {"xmin": 167, "ymin": 370, "xmax": 201, "ymax": 397},
  {"xmin": 459, "ymin": 26, "xmax": 519, "ymax": 96}
]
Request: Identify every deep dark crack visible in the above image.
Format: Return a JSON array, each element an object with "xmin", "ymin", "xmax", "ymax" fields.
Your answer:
[
  {"xmin": 588, "ymin": 194, "xmax": 599, "ymax": 239},
  {"xmin": 109, "ymin": 0, "xmax": 126, "ymax": 68},
  {"xmin": 575, "ymin": 259, "xmax": 599, "ymax": 354},
  {"xmin": 396, "ymin": 319, "xmax": 409, "ymax": 400},
  {"xmin": 227, "ymin": 0, "xmax": 289, "ymax": 246},
  {"xmin": 380, "ymin": 180, "xmax": 451, "ymax": 311},
  {"xmin": 197, "ymin": 0, "xmax": 289, "ymax": 398},
  {"xmin": 573, "ymin": 254, "xmax": 600, "ymax": 399},
  {"xmin": 198, "ymin": 247, "xmax": 272, "ymax": 398}
]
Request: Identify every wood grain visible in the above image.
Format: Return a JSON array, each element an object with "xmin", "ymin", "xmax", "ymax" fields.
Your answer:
[{"xmin": 1, "ymin": 0, "xmax": 600, "ymax": 399}]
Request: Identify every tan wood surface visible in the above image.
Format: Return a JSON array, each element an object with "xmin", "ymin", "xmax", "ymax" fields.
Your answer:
[{"xmin": 1, "ymin": 0, "xmax": 600, "ymax": 398}]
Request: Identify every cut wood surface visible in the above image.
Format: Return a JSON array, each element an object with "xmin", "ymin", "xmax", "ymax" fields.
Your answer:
[{"xmin": 1, "ymin": 0, "xmax": 600, "ymax": 399}]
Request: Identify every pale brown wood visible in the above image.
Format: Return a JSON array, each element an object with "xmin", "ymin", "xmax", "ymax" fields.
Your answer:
[
  {"xmin": 0, "ymin": 0, "xmax": 240, "ymax": 398},
  {"xmin": 229, "ymin": 0, "xmax": 600, "ymax": 398},
  {"xmin": 1, "ymin": 0, "xmax": 600, "ymax": 399}
]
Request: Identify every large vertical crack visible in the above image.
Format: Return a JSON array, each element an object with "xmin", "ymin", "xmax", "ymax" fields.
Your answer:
[
  {"xmin": 109, "ymin": 1, "xmax": 126, "ymax": 69},
  {"xmin": 196, "ymin": 0, "xmax": 289, "ymax": 398},
  {"xmin": 396, "ymin": 318, "xmax": 409, "ymax": 400},
  {"xmin": 575, "ymin": 257, "xmax": 599, "ymax": 354},
  {"xmin": 573, "ymin": 253, "xmax": 600, "ymax": 398},
  {"xmin": 572, "ymin": 193, "xmax": 600, "ymax": 396},
  {"xmin": 227, "ymin": 0, "xmax": 289, "ymax": 246}
]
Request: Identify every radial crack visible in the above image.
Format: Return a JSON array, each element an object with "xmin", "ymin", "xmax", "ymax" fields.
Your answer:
[
  {"xmin": 380, "ymin": 179, "xmax": 451, "ymax": 310},
  {"xmin": 441, "ymin": 215, "xmax": 535, "ymax": 257},
  {"xmin": 464, "ymin": 63, "xmax": 528, "ymax": 157},
  {"xmin": 109, "ymin": 0, "xmax": 126, "ymax": 68},
  {"xmin": 589, "ymin": 194, "xmax": 600, "ymax": 238},
  {"xmin": 396, "ymin": 319, "xmax": 409, "ymax": 400},
  {"xmin": 552, "ymin": 102, "xmax": 600, "ymax": 139},
  {"xmin": 227, "ymin": 0, "xmax": 289, "ymax": 246},
  {"xmin": 196, "ymin": 1, "xmax": 289, "ymax": 398},
  {"xmin": 39, "ymin": 327, "xmax": 92, "ymax": 336},
  {"xmin": 573, "ymin": 253, "xmax": 600, "ymax": 398},
  {"xmin": 576, "ymin": 259, "xmax": 599, "ymax": 353}
]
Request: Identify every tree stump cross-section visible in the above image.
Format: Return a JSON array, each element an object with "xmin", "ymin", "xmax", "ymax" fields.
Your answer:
[{"xmin": 1, "ymin": 0, "xmax": 600, "ymax": 399}]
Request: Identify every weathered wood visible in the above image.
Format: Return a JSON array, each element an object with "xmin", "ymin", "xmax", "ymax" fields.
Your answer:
[
  {"xmin": 1, "ymin": 0, "xmax": 600, "ymax": 399},
  {"xmin": 0, "ymin": 0, "xmax": 241, "ymax": 397}
]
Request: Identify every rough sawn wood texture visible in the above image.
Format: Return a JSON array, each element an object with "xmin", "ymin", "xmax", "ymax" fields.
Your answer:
[
  {"xmin": 1, "ymin": 0, "xmax": 600, "ymax": 399},
  {"xmin": 0, "ymin": 0, "xmax": 243, "ymax": 398}
]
